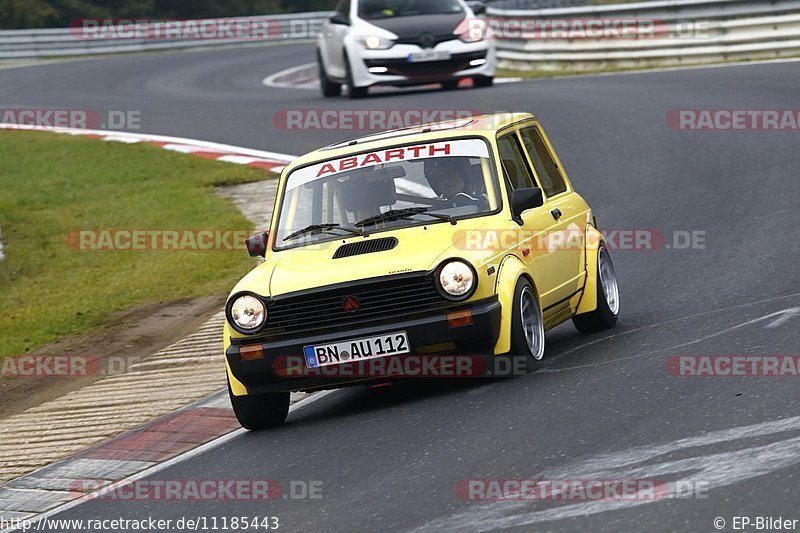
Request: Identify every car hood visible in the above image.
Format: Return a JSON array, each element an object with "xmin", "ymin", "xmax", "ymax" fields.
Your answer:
[
  {"xmin": 363, "ymin": 13, "xmax": 465, "ymax": 42},
  {"xmin": 230, "ymin": 217, "xmax": 504, "ymax": 299}
]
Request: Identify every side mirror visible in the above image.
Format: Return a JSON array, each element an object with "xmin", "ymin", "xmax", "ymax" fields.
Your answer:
[
  {"xmin": 467, "ymin": 1, "xmax": 487, "ymax": 15},
  {"xmin": 246, "ymin": 231, "xmax": 269, "ymax": 258},
  {"xmin": 330, "ymin": 13, "xmax": 351, "ymax": 25},
  {"xmin": 511, "ymin": 187, "xmax": 544, "ymax": 223}
]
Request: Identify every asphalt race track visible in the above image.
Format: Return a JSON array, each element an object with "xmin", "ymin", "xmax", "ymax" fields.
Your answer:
[{"xmin": 2, "ymin": 44, "xmax": 799, "ymax": 532}]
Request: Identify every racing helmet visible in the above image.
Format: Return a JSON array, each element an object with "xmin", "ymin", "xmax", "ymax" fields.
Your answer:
[{"xmin": 423, "ymin": 157, "xmax": 471, "ymax": 196}]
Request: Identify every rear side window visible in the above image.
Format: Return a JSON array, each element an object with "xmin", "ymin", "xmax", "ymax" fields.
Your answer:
[
  {"xmin": 520, "ymin": 127, "xmax": 567, "ymax": 197},
  {"xmin": 497, "ymin": 133, "xmax": 536, "ymax": 191}
]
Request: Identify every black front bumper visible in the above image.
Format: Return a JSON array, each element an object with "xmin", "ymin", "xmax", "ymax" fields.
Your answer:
[
  {"xmin": 364, "ymin": 51, "xmax": 488, "ymax": 85},
  {"xmin": 227, "ymin": 296, "xmax": 501, "ymax": 394}
]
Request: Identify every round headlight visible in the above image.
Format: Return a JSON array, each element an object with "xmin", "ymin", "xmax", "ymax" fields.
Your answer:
[
  {"xmin": 229, "ymin": 294, "xmax": 266, "ymax": 332},
  {"xmin": 438, "ymin": 260, "xmax": 476, "ymax": 298}
]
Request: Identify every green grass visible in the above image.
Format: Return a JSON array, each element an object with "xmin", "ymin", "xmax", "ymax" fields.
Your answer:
[
  {"xmin": 0, "ymin": 130, "xmax": 271, "ymax": 356},
  {"xmin": 497, "ymin": 64, "xmax": 675, "ymax": 79}
]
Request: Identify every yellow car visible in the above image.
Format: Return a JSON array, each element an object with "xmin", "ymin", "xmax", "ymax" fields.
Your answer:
[{"xmin": 224, "ymin": 112, "xmax": 620, "ymax": 429}]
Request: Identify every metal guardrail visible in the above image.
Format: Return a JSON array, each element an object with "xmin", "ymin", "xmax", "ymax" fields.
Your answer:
[
  {"xmin": 1, "ymin": 2, "xmax": 798, "ymax": 70},
  {"xmin": 486, "ymin": 0, "xmax": 800, "ymax": 69},
  {"xmin": 0, "ymin": 12, "xmax": 331, "ymax": 60}
]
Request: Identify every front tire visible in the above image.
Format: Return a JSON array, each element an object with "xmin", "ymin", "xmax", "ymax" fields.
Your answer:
[
  {"xmin": 442, "ymin": 80, "xmax": 460, "ymax": 91},
  {"xmin": 572, "ymin": 245, "xmax": 620, "ymax": 334},
  {"xmin": 228, "ymin": 379, "xmax": 290, "ymax": 430},
  {"xmin": 474, "ymin": 76, "xmax": 494, "ymax": 88},
  {"xmin": 509, "ymin": 278, "xmax": 546, "ymax": 372},
  {"xmin": 318, "ymin": 51, "xmax": 342, "ymax": 98},
  {"xmin": 345, "ymin": 54, "xmax": 368, "ymax": 99}
]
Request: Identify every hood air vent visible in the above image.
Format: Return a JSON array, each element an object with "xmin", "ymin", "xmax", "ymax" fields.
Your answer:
[{"xmin": 333, "ymin": 238, "xmax": 398, "ymax": 259}]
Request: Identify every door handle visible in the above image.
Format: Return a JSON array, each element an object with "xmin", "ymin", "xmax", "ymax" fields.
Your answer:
[{"xmin": 551, "ymin": 208, "xmax": 563, "ymax": 220}]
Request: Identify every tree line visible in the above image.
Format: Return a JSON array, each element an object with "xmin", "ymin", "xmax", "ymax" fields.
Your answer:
[{"xmin": 0, "ymin": 0, "xmax": 338, "ymax": 29}]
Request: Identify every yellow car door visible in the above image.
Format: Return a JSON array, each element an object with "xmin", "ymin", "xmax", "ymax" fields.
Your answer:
[
  {"xmin": 518, "ymin": 123, "xmax": 587, "ymax": 308},
  {"xmin": 496, "ymin": 130, "xmax": 575, "ymax": 314}
]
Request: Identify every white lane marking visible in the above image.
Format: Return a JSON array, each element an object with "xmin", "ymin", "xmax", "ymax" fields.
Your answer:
[
  {"xmin": 766, "ymin": 307, "xmax": 800, "ymax": 328},
  {"xmin": 411, "ymin": 416, "xmax": 800, "ymax": 532},
  {"xmin": 263, "ymin": 62, "xmax": 318, "ymax": 89},
  {"xmin": 0, "ymin": 389, "xmax": 338, "ymax": 533},
  {"xmin": 541, "ymin": 295, "xmax": 800, "ymax": 374}
]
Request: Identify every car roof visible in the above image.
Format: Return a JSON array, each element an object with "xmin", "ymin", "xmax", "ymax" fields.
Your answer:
[{"xmin": 284, "ymin": 112, "xmax": 536, "ymax": 172}]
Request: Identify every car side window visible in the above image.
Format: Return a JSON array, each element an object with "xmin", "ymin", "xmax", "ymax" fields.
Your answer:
[
  {"xmin": 520, "ymin": 127, "xmax": 567, "ymax": 197},
  {"xmin": 497, "ymin": 133, "xmax": 536, "ymax": 191}
]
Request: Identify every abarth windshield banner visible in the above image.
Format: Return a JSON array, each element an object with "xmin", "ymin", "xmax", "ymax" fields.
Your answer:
[{"xmin": 286, "ymin": 139, "xmax": 490, "ymax": 190}]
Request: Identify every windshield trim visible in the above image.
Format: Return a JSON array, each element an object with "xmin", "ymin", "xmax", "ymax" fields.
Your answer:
[{"xmin": 271, "ymin": 135, "xmax": 502, "ymax": 252}]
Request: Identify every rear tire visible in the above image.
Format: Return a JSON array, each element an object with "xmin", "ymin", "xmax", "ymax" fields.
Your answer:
[
  {"xmin": 474, "ymin": 76, "xmax": 494, "ymax": 88},
  {"xmin": 228, "ymin": 378, "xmax": 290, "ymax": 430},
  {"xmin": 572, "ymin": 245, "xmax": 620, "ymax": 334},
  {"xmin": 509, "ymin": 278, "xmax": 546, "ymax": 372},
  {"xmin": 345, "ymin": 54, "xmax": 368, "ymax": 99},
  {"xmin": 318, "ymin": 51, "xmax": 342, "ymax": 98}
]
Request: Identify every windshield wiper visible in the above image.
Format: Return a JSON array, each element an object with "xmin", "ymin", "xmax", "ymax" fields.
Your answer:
[
  {"xmin": 283, "ymin": 223, "xmax": 366, "ymax": 242},
  {"xmin": 354, "ymin": 207, "xmax": 456, "ymax": 228}
]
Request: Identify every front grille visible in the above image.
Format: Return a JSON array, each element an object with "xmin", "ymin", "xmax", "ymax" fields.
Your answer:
[
  {"xmin": 365, "ymin": 51, "xmax": 486, "ymax": 78},
  {"xmin": 333, "ymin": 238, "xmax": 398, "ymax": 259},
  {"xmin": 395, "ymin": 34, "xmax": 457, "ymax": 49},
  {"xmin": 262, "ymin": 273, "xmax": 446, "ymax": 335}
]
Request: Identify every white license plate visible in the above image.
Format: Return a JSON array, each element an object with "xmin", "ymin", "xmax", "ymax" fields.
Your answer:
[
  {"xmin": 408, "ymin": 51, "xmax": 451, "ymax": 63},
  {"xmin": 303, "ymin": 331, "xmax": 410, "ymax": 368}
]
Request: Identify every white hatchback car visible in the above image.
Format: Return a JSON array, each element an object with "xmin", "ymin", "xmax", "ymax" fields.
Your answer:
[{"xmin": 317, "ymin": 0, "xmax": 496, "ymax": 98}]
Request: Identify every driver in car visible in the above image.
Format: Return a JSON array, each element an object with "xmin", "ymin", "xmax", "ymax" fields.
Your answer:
[{"xmin": 424, "ymin": 158, "xmax": 488, "ymax": 208}]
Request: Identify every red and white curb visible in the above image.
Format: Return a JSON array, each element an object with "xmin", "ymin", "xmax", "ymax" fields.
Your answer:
[
  {"xmin": 0, "ymin": 124, "xmax": 295, "ymax": 173},
  {"xmin": 0, "ymin": 391, "xmax": 334, "ymax": 529}
]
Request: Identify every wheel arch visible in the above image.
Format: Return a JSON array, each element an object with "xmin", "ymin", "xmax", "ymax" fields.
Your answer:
[
  {"xmin": 575, "ymin": 223, "xmax": 604, "ymax": 316},
  {"xmin": 493, "ymin": 254, "xmax": 539, "ymax": 354},
  {"xmin": 223, "ymin": 321, "xmax": 249, "ymax": 396}
]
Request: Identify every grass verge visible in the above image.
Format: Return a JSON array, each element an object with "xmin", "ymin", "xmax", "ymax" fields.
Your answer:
[{"xmin": 0, "ymin": 130, "xmax": 271, "ymax": 356}]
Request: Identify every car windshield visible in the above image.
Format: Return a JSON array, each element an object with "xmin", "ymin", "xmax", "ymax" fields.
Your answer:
[
  {"xmin": 274, "ymin": 138, "xmax": 499, "ymax": 250},
  {"xmin": 358, "ymin": 0, "xmax": 464, "ymax": 19}
]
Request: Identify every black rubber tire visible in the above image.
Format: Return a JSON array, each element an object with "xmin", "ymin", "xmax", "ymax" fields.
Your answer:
[
  {"xmin": 442, "ymin": 79, "xmax": 460, "ymax": 91},
  {"xmin": 572, "ymin": 246, "xmax": 619, "ymax": 334},
  {"xmin": 318, "ymin": 51, "xmax": 342, "ymax": 98},
  {"xmin": 345, "ymin": 54, "xmax": 368, "ymax": 99},
  {"xmin": 228, "ymin": 379, "xmax": 290, "ymax": 430},
  {"xmin": 509, "ymin": 278, "xmax": 546, "ymax": 373},
  {"xmin": 473, "ymin": 76, "xmax": 494, "ymax": 88}
]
